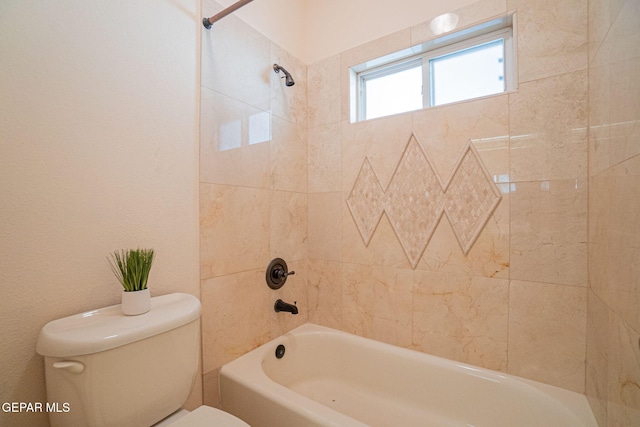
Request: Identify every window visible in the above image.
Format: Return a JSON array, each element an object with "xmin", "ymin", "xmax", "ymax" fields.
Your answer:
[
  {"xmin": 362, "ymin": 59, "xmax": 423, "ymax": 120},
  {"xmin": 429, "ymin": 38, "xmax": 506, "ymax": 106},
  {"xmin": 352, "ymin": 15, "xmax": 515, "ymax": 122}
]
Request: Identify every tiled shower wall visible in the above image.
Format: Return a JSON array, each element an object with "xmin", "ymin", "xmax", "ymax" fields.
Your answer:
[
  {"xmin": 308, "ymin": 0, "xmax": 589, "ymax": 394},
  {"xmin": 586, "ymin": 0, "xmax": 640, "ymax": 425},
  {"xmin": 199, "ymin": 0, "xmax": 309, "ymax": 406},
  {"xmin": 197, "ymin": 0, "xmax": 636, "ymax": 409}
]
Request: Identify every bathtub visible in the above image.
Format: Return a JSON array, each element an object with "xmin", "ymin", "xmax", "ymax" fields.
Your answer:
[{"xmin": 220, "ymin": 323, "xmax": 597, "ymax": 427}]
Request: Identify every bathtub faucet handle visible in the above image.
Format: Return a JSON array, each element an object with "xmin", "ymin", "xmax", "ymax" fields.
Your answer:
[
  {"xmin": 275, "ymin": 268, "xmax": 295, "ymax": 279},
  {"xmin": 266, "ymin": 258, "xmax": 295, "ymax": 289}
]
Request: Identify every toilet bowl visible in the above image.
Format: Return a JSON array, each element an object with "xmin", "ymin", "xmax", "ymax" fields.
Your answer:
[{"xmin": 36, "ymin": 293, "xmax": 248, "ymax": 427}]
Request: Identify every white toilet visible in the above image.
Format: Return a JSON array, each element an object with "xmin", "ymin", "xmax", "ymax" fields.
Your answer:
[{"xmin": 36, "ymin": 293, "xmax": 249, "ymax": 427}]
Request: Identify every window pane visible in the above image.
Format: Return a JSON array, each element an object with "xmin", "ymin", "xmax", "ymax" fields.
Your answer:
[
  {"xmin": 430, "ymin": 38, "xmax": 505, "ymax": 107},
  {"xmin": 365, "ymin": 64, "xmax": 422, "ymax": 120}
]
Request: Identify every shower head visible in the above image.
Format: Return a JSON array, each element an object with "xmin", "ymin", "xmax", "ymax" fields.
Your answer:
[{"xmin": 273, "ymin": 64, "xmax": 295, "ymax": 87}]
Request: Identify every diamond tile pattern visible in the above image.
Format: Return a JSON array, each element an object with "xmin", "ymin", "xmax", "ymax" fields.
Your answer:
[
  {"xmin": 347, "ymin": 135, "xmax": 502, "ymax": 268},
  {"xmin": 347, "ymin": 158, "xmax": 385, "ymax": 245}
]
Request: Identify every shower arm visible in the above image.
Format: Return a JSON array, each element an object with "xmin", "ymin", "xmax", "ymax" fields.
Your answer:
[{"xmin": 203, "ymin": 0, "xmax": 255, "ymax": 29}]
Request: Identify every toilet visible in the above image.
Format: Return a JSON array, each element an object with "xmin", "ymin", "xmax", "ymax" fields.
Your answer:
[{"xmin": 36, "ymin": 293, "xmax": 249, "ymax": 427}]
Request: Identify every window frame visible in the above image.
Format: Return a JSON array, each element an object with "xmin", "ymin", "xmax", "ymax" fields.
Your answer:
[
  {"xmin": 353, "ymin": 15, "xmax": 515, "ymax": 122},
  {"xmin": 426, "ymin": 26, "xmax": 514, "ymax": 107},
  {"xmin": 358, "ymin": 57, "xmax": 424, "ymax": 121}
]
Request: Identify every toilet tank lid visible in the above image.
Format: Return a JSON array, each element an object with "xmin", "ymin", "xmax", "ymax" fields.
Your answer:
[{"xmin": 36, "ymin": 293, "xmax": 201, "ymax": 358}]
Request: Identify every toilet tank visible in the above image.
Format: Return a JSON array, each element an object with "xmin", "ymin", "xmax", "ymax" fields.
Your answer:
[{"xmin": 36, "ymin": 293, "xmax": 201, "ymax": 427}]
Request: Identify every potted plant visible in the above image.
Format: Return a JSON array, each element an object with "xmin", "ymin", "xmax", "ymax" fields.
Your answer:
[{"xmin": 107, "ymin": 248, "xmax": 154, "ymax": 315}]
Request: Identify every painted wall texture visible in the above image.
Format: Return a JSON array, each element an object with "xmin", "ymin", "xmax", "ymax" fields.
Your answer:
[
  {"xmin": 212, "ymin": 0, "xmax": 479, "ymax": 63},
  {"xmin": 0, "ymin": 1, "xmax": 201, "ymax": 426}
]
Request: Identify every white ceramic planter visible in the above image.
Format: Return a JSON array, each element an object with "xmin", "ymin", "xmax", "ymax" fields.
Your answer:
[{"xmin": 121, "ymin": 288, "xmax": 151, "ymax": 316}]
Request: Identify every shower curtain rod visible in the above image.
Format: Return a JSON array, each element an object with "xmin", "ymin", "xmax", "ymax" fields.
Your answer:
[{"xmin": 203, "ymin": 0, "xmax": 255, "ymax": 29}]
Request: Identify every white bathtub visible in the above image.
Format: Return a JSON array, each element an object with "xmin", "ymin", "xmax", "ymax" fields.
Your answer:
[{"xmin": 220, "ymin": 323, "xmax": 597, "ymax": 427}]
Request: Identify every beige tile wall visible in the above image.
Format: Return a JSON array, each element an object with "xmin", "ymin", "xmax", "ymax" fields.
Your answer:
[
  {"xmin": 308, "ymin": 0, "xmax": 590, "ymax": 394},
  {"xmin": 200, "ymin": 0, "xmax": 639, "ymax": 417},
  {"xmin": 200, "ymin": 0, "xmax": 309, "ymax": 407},
  {"xmin": 586, "ymin": 0, "xmax": 640, "ymax": 424}
]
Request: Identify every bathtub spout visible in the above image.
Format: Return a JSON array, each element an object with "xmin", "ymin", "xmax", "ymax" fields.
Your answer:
[{"xmin": 274, "ymin": 299, "xmax": 298, "ymax": 315}]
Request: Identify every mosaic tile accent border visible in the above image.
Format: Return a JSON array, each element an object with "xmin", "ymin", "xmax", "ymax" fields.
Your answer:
[{"xmin": 347, "ymin": 134, "xmax": 502, "ymax": 268}]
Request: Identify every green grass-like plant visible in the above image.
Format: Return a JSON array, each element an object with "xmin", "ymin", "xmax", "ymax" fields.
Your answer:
[{"xmin": 107, "ymin": 248, "xmax": 155, "ymax": 292}]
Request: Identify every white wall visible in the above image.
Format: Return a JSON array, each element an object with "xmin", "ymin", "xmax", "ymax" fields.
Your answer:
[
  {"xmin": 0, "ymin": 1, "xmax": 200, "ymax": 425},
  {"xmin": 209, "ymin": 0, "xmax": 308, "ymax": 60},
  {"xmin": 213, "ymin": 0, "xmax": 479, "ymax": 63},
  {"xmin": 304, "ymin": 0, "xmax": 480, "ymax": 63}
]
